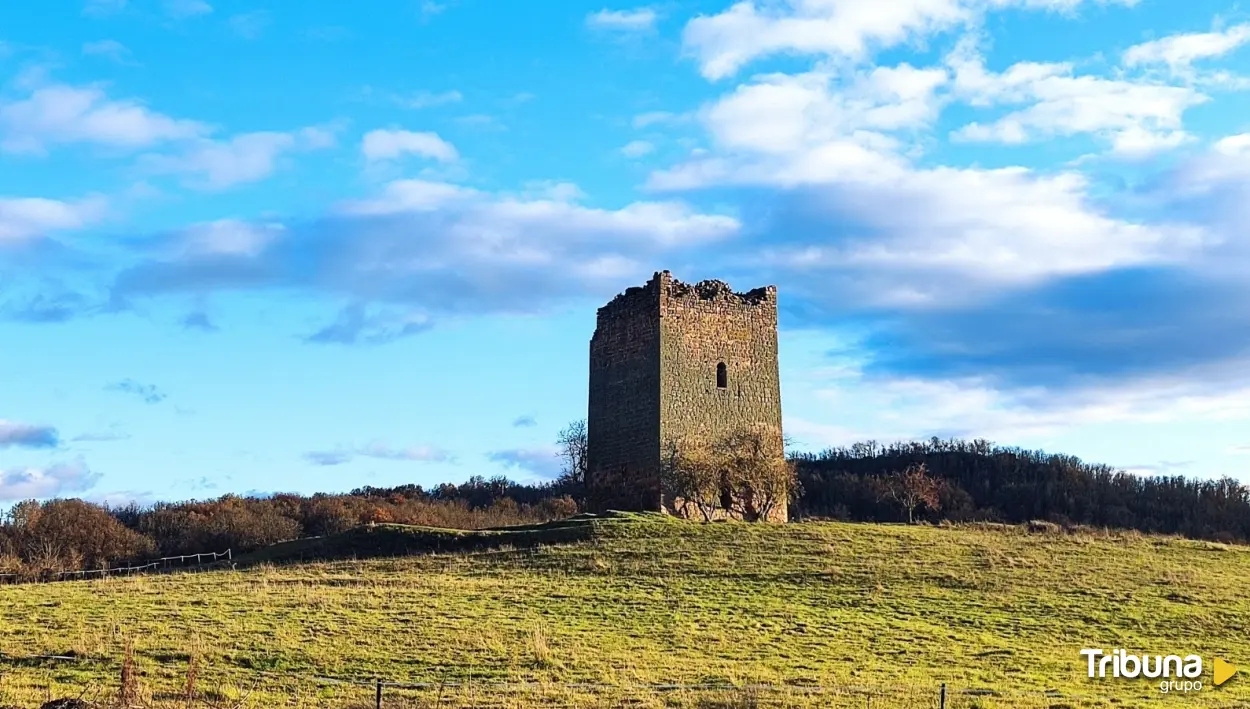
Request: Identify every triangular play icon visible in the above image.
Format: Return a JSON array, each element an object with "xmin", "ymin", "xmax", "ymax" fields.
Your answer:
[{"xmin": 1215, "ymin": 658, "xmax": 1237, "ymax": 686}]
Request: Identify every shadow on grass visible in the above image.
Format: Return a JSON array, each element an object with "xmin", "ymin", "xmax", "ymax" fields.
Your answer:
[{"xmin": 235, "ymin": 512, "xmax": 658, "ymax": 567}]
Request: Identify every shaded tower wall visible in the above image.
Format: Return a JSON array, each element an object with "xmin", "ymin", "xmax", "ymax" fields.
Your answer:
[
  {"xmin": 586, "ymin": 277, "xmax": 663, "ymax": 511},
  {"xmin": 586, "ymin": 271, "xmax": 786, "ymax": 520}
]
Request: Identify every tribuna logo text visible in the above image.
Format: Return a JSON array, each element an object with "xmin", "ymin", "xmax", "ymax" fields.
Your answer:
[{"xmin": 1081, "ymin": 649, "xmax": 1204, "ymax": 693}]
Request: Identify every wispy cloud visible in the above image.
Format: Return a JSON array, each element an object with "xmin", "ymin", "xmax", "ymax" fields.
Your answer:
[
  {"xmin": 89, "ymin": 489, "xmax": 156, "ymax": 508},
  {"xmin": 1123, "ymin": 23, "xmax": 1250, "ymax": 72},
  {"xmin": 586, "ymin": 8, "xmax": 657, "ymax": 33},
  {"xmin": 164, "ymin": 0, "xmax": 212, "ymax": 19},
  {"xmin": 181, "ymin": 311, "xmax": 217, "ymax": 331},
  {"xmin": 72, "ymin": 427, "xmax": 131, "ymax": 442},
  {"xmin": 621, "ymin": 140, "xmax": 654, "ymax": 158},
  {"xmin": 304, "ymin": 304, "xmax": 433, "ymax": 345},
  {"xmin": 105, "ymin": 379, "xmax": 167, "ymax": 404},
  {"xmin": 420, "ymin": 1, "xmax": 448, "ymax": 21},
  {"xmin": 228, "ymin": 11, "xmax": 270, "ymax": 39},
  {"xmin": 1119, "ymin": 460, "xmax": 1194, "ymax": 477},
  {"xmin": 0, "ymin": 195, "xmax": 108, "ymax": 244},
  {"xmin": 512, "ymin": 415, "xmax": 537, "ymax": 428},
  {"xmin": 361, "ymin": 129, "xmax": 458, "ymax": 162},
  {"xmin": 947, "ymin": 37, "xmax": 1204, "ymax": 155},
  {"xmin": 304, "ymin": 442, "xmax": 452, "ymax": 466},
  {"xmin": 105, "ymin": 177, "xmax": 738, "ymax": 323},
  {"xmin": 632, "ymin": 111, "xmax": 691, "ymax": 128},
  {"xmin": 305, "ymin": 451, "xmax": 352, "ymax": 466},
  {"xmin": 1, "ymin": 290, "xmax": 103, "ymax": 324},
  {"xmin": 82, "ymin": 39, "xmax": 134, "ymax": 64},
  {"xmin": 138, "ymin": 125, "xmax": 335, "ymax": 190},
  {"xmin": 83, "ymin": 0, "xmax": 126, "ymax": 17},
  {"xmin": 488, "ymin": 447, "xmax": 562, "ymax": 478},
  {"xmin": 394, "ymin": 90, "xmax": 463, "ymax": 109}
]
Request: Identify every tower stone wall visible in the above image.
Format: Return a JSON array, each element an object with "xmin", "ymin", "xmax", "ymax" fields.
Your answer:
[{"xmin": 586, "ymin": 271, "xmax": 786, "ymax": 521}]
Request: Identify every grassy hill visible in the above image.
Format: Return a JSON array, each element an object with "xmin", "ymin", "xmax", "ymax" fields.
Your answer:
[{"xmin": 0, "ymin": 514, "xmax": 1247, "ymax": 708}]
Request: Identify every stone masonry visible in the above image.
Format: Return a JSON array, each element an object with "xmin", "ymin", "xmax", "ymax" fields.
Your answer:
[{"xmin": 586, "ymin": 271, "xmax": 787, "ymax": 521}]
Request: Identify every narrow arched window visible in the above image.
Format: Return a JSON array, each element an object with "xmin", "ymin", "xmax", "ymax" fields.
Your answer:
[{"xmin": 716, "ymin": 362, "xmax": 727, "ymax": 389}]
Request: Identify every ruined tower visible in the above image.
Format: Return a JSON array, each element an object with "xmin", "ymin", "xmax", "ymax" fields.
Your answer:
[{"xmin": 586, "ymin": 271, "xmax": 786, "ymax": 521}]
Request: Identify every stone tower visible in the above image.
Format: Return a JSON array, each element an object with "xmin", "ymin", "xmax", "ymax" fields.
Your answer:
[{"xmin": 586, "ymin": 271, "xmax": 786, "ymax": 521}]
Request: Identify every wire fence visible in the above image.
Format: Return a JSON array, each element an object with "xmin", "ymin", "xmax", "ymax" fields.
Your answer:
[
  {"xmin": 0, "ymin": 550, "xmax": 232, "ymax": 585},
  {"xmin": 2, "ymin": 652, "xmax": 1236, "ymax": 709}
]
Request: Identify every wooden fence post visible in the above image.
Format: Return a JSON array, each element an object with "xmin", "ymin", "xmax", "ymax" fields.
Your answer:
[
  {"xmin": 940, "ymin": 683, "xmax": 947, "ymax": 709},
  {"xmin": 375, "ymin": 678, "xmax": 383, "ymax": 709}
]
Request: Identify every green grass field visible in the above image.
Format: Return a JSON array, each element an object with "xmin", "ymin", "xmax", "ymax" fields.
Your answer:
[{"xmin": 1, "ymin": 513, "xmax": 1248, "ymax": 708}]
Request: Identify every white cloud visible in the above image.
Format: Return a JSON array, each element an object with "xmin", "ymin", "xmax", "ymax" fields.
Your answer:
[
  {"xmin": 621, "ymin": 139, "xmax": 655, "ymax": 157},
  {"xmin": 140, "ymin": 127, "xmax": 334, "ymax": 190},
  {"xmin": 1123, "ymin": 23, "xmax": 1250, "ymax": 71},
  {"xmin": 947, "ymin": 38, "xmax": 1206, "ymax": 154},
  {"xmin": 340, "ymin": 179, "xmax": 739, "ymax": 247},
  {"xmin": 82, "ymin": 40, "xmax": 132, "ymax": 63},
  {"xmin": 751, "ymin": 167, "xmax": 1203, "ymax": 305},
  {"xmin": 0, "ymin": 461, "xmax": 100, "ymax": 502},
  {"xmin": 361, "ymin": 129, "xmax": 459, "ymax": 163},
  {"xmin": 682, "ymin": 0, "xmax": 1138, "ymax": 80},
  {"xmin": 586, "ymin": 8, "xmax": 658, "ymax": 32},
  {"xmin": 0, "ymin": 84, "xmax": 210, "ymax": 154},
  {"xmin": 786, "ymin": 356, "xmax": 1250, "ymax": 450},
  {"xmin": 113, "ymin": 176, "xmax": 742, "ymax": 321},
  {"xmin": 1214, "ymin": 133, "xmax": 1250, "ymax": 156},
  {"xmin": 700, "ymin": 65, "xmax": 947, "ymax": 156},
  {"xmin": 0, "ymin": 195, "xmax": 108, "ymax": 243},
  {"xmin": 646, "ymin": 57, "xmax": 1206, "ymax": 305},
  {"xmin": 164, "ymin": 0, "xmax": 212, "ymax": 18}
]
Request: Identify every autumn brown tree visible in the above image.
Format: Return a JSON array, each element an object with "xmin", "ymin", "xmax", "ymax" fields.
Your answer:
[
  {"xmin": 879, "ymin": 462, "xmax": 942, "ymax": 524},
  {"xmin": 0, "ymin": 499, "xmax": 154, "ymax": 575}
]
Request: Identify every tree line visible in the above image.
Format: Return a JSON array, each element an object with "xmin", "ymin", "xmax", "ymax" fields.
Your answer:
[
  {"xmin": 791, "ymin": 438, "xmax": 1250, "ymax": 542},
  {"xmin": 0, "ymin": 481, "xmax": 577, "ymax": 579},
  {"xmin": 2, "ymin": 427, "xmax": 1246, "ymax": 576}
]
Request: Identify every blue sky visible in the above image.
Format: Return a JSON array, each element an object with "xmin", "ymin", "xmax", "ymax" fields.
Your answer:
[{"xmin": 2, "ymin": 0, "xmax": 1249, "ymax": 505}]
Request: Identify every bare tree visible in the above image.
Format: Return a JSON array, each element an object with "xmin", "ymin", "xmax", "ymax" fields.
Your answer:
[
  {"xmin": 879, "ymin": 462, "xmax": 942, "ymax": 524},
  {"xmin": 556, "ymin": 419, "xmax": 588, "ymax": 488},
  {"xmin": 659, "ymin": 439, "xmax": 723, "ymax": 522},
  {"xmin": 712, "ymin": 429, "xmax": 796, "ymax": 522}
]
